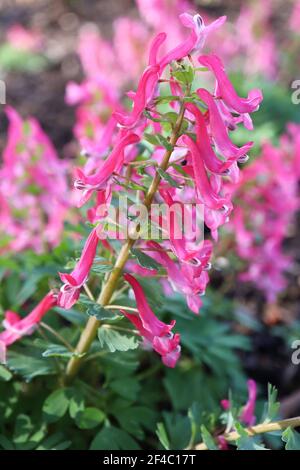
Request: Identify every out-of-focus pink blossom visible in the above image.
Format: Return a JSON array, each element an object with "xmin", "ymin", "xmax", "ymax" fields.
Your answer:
[
  {"xmin": 0, "ymin": 292, "xmax": 57, "ymax": 363},
  {"xmin": 6, "ymin": 24, "xmax": 42, "ymax": 51},
  {"xmin": 0, "ymin": 107, "xmax": 69, "ymax": 253},
  {"xmin": 221, "ymin": 379, "xmax": 257, "ymax": 426},
  {"xmin": 228, "ymin": 128, "xmax": 300, "ymax": 302},
  {"xmin": 240, "ymin": 379, "xmax": 257, "ymax": 426}
]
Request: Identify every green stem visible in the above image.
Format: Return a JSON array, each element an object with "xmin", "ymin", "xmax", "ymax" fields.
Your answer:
[
  {"xmin": 194, "ymin": 416, "xmax": 300, "ymax": 450},
  {"xmin": 64, "ymin": 101, "xmax": 186, "ymax": 383}
]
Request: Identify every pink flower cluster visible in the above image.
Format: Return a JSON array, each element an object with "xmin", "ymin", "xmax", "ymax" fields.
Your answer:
[
  {"xmin": 58, "ymin": 10, "xmax": 262, "ymax": 367},
  {"xmin": 228, "ymin": 124, "xmax": 300, "ymax": 302},
  {"xmin": 0, "ymin": 107, "xmax": 70, "ymax": 253},
  {"xmin": 0, "ymin": 6, "xmax": 263, "ymax": 368}
]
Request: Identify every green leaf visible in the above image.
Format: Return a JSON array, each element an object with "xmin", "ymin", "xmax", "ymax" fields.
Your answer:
[
  {"xmin": 86, "ymin": 303, "xmax": 121, "ymax": 321},
  {"xmin": 263, "ymin": 384, "xmax": 280, "ymax": 423},
  {"xmin": 131, "ymin": 248, "xmax": 160, "ymax": 271},
  {"xmin": 171, "ymin": 66, "xmax": 194, "ymax": 85},
  {"xmin": 42, "ymin": 345, "xmax": 74, "ymax": 358},
  {"xmin": 69, "ymin": 390, "xmax": 85, "ymax": 419},
  {"xmin": 200, "ymin": 425, "xmax": 218, "ymax": 450},
  {"xmin": 115, "ymin": 406, "xmax": 157, "ymax": 440},
  {"xmin": 156, "ymin": 423, "xmax": 170, "ymax": 450},
  {"xmin": 110, "ymin": 378, "xmax": 141, "ymax": 401},
  {"xmin": 235, "ymin": 423, "xmax": 267, "ymax": 450},
  {"xmin": 144, "ymin": 133, "xmax": 173, "ymax": 151},
  {"xmin": 157, "ymin": 168, "xmax": 182, "ymax": 188},
  {"xmin": 37, "ymin": 432, "xmax": 71, "ymax": 450},
  {"xmin": 91, "ymin": 263, "xmax": 112, "ymax": 274},
  {"xmin": 75, "ymin": 407, "xmax": 105, "ymax": 429},
  {"xmin": 43, "ymin": 389, "xmax": 70, "ymax": 423},
  {"xmin": 0, "ymin": 365, "xmax": 12, "ymax": 382},
  {"xmin": 0, "ymin": 44, "xmax": 47, "ymax": 72},
  {"xmin": 7, "ymin": 350, "xmax": 57, "ymax": 381},
  {"xmin": 90, "ymin": 426, "xmax": 140, "ymax": 450},
  {"xmin": 54, "ymin": 306, "xmax": 86, "ymax": 326},
  {"xmin": 282, "ymin": 427, "xmax": 300, "ymax": 450},
  {"xmin": 0, "ymin": 435, "xmax": 15, "ymax": 450},
  {"xmin": 155, "ymin": 95, "xmax": 180, "ymax": 104},
  {"xmin": 98, "ymin": 327, "xmax": 138, "ymax": 353}
]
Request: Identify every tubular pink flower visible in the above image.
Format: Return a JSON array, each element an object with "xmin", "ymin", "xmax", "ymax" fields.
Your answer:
[
  {"xmin": 58, "ymin": 228, "xmax": 99, "ymax": 309},
  {"xmin": 185, "ymin": 102, "xmax": 233, "ymax": 175},
  {"xmin": 146, "ymin": 241, "xmax": 209, "ymax": 314},
  {"xmin": 196, "ymin": 88, "xmax": 253, "ymax": 159},
  {"xmin": 123, "ymin": 273, "xmax": 180, "ymax": 367},
  {"xmin": 159, "ymin": 14, "xmax": 226, "ymax": 69},
  {"xmin": 74, "ymin": 132, "xmax": 139, "ymax": 206},
  {"xmin": 240, "ymin": 379, "xmax": 257, "ymax": 426},
  {"xmin": 0, "ymin": 291, "xmax": 57, "ymax": 363},
  {"xmin": 181, "ymin": 134, "xmax": 228, "ymax": 210},
  {"xmin": 113, "ymin": 65, "xmax": 160, "ymax": 128},
  {"xmin": 148, "ymin": 32, "xmax": 167, "ymax": 66},
  {"xmin": 198, "ymin": 55, "xmax": 263, "ymax": 114}
]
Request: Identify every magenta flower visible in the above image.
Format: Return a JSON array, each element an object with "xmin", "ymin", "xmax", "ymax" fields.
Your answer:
[
  {"xmin": 198, "ymin": 55, "xmax": 263, "ymax": 114},
  {"xmin": 240, "ymin": 379, "xmax": 257, "ymax": 426},
  {"xmin": 185, "ymin": 102, "xmax": 234, "ymax": 175},
  {"xmin": 221, "ymin": 379, "xmax": 257, "ymax": 426},
  {"xmin": 196, "ymin": 88, "xmax": 253, "ymax": 159},
  {"xmin": 148, "ymin": 32, "xmax": 167, "ymax": 66},
  {"xmin": 123, "ymin": 273, "xmax": 180, "ymax": 367},
  {"xmin": 113, "ymin": 65, "xmax": 160, "ymax": 128},
  {"xmin": 74, "ymin": 132, "xmax": 139, "ymax": 206},
  {"xmin": 181, "ymin": 134, "xmax": 228, "ymax": 210},
  {"xmin": 146, "ymin": 241, "xmax": 209, "ymax": 314},
  {"xmin": 0, "ymin": 291, "xmax": 57, "ymax": 363},
  {"xmin": 159, "ymin": 14, "xmax": 226, "ymax": 69},
  {"xmin": 58, "ymin": 228, "xmax": 99, "ymax": 309}
]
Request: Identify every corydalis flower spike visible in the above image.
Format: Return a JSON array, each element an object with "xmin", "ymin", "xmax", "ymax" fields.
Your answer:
[
  {"xmin": 58, "ymin": 228, "xmax": 99, "ymax": 309},
  {"xmin": 198, "ymin": 55, "xmax": 263, "ymax": 114},
  {"xmin": 123, "ymin": 273, "xmax": 180, "ymax": 367}
]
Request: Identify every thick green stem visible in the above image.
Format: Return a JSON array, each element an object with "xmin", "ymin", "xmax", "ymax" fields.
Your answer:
[
  {"xmin": 194, "ymin": 416, "xmax": 300, "ymax": 450},
  {"xmin": 65, "ymin": 103, "xmax": 186, "ymax": 382}
]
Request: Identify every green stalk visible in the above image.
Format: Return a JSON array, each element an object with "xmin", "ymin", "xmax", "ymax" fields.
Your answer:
[{"xmin": 65, "ymin": 102, "xmax": 186, "ymax": 382}]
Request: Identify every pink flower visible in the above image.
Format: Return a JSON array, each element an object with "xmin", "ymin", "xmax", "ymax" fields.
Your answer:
[
  {"xmin": 198, "ymin": 55, "xmax": 263, "ymax": 114},
  {"xmin": 123, "ymin": 273, "xmax": 181, "ymax": 367},
  {"xmin": 185, "ymin": 102, "xmax": 235, "ymax": 175},
  {"xmin": 6, "ymin": 24, "xmax": 42, "ymax": 52},
  {"xmin": 0, "ymin": 107, "xmax": 69, "ymax": 253},
  {"xmin": 0, "ymin": 291, "xmax": 56, "ymax": 363},
  {"xmin": 146, "ymin": 241, "xmax": 209, "ymax": 314},
  {"xmin": 221, "ymin": 379, "xmax": 257, "ymax": 426},
  {"xmin": 240, "ymin": 379, "xmax": 257, "ymax": 426},
  {"xmin": 58, "ymin": 228, "xmax": 99, "ymax": 309},
  {"xmin": 159, "ymin": 14, "xmax": 226, "ymax": 69},
  {"xmin": 113, "ymin": 65, "xmax": 160, "ymax": 128},
  {"xmin": 181, "ymin": 134, "xmax": 228, "ymax": 210},
  {"xmin": 74, "ymin": 132, "xmax": 139, "ymax": 206},
  {"xmin": 196, "ymin": 88, "xmax": 253, "ymax": 160}
]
